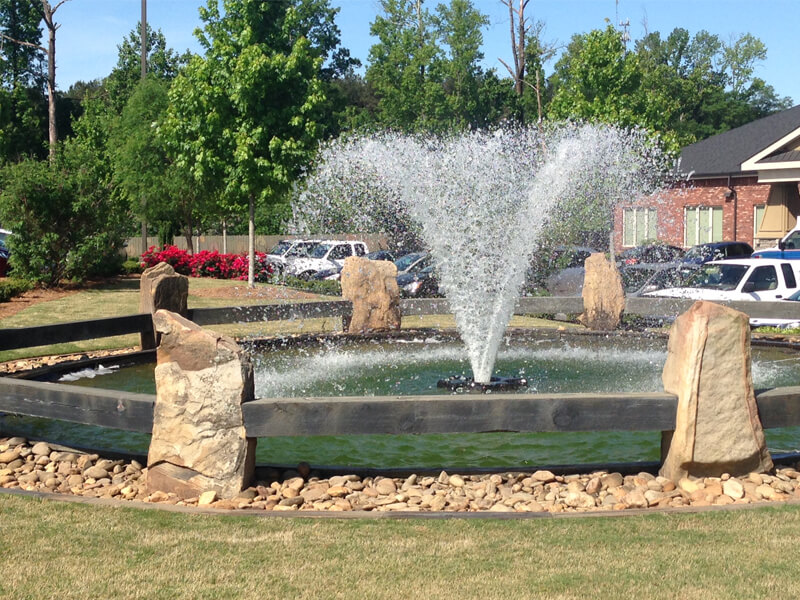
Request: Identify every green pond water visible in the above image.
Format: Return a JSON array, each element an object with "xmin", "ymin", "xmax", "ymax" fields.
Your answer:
[{"xmin": 4, "ymin": 334, "xmax": 800, "ymax": 469}]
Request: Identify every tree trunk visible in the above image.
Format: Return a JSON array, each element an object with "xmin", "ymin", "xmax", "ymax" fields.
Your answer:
[{"xmin": 248, "ymin": 196, "xmax": 255, "ymax": 287}]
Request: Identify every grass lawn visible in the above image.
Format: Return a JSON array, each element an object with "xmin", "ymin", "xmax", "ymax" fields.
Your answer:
[{"xmin": 1, "ymin": 494, "xmax": 799, "ymax": 600}]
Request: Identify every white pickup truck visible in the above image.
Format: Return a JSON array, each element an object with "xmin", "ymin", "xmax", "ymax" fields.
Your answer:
[
  {"xmin": 752, "ymin": 226, "xmax": 800, "ymax": 260},
  {"xmin": 644, "ymin": 258, "xmax": 799, "ymax": 302}
]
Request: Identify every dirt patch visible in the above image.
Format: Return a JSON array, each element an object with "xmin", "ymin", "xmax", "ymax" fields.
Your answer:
[{"xmin": 0, "ymin": 286, "xmax": 80, "ymax": 320}]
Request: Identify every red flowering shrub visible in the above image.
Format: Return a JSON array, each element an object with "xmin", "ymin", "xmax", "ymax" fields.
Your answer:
[
  {"xmin": 140, "ymin": 245, "xmax": 192, "ymax": 275},
  {"xmin": 189, "ymin": 250, "xmax": 239, "ymax": 279},
  {"xmin": 140, "ymin": 246, "xmax": 276, "ymax": 282}
]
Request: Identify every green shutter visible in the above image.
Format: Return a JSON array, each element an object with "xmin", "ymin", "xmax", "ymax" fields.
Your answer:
[
  {"xmin": 712, "ymin": 207, "xmax": 723, "ymax": 241},
  {"xmin": 623, "ymin": 209, "xmax": 634, "ymax": 247},
  {"xmin": 686, "ymin": 208, "xmax": 697, "ymax": 246},
  {"xmin": 647, "ymin": 209, "xmax": 657, "ymax": 240}
]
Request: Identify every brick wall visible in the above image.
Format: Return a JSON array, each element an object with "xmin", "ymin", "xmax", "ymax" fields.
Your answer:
[{"xmin": 613, "ymin": 175, "xmax": 773, "ymax": 250}]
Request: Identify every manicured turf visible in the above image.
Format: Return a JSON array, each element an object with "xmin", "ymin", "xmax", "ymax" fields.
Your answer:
[{"xmin": 1, "ymin": 494, "xmax": 799, "ymax": 600}]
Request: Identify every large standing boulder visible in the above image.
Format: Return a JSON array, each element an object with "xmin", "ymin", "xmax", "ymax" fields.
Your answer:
[
  {"xmin": 146, "ymin": 310, "xmax": 256, "ymax": 499},
  {"xmin": 139, "ymin": 262, "xmax": 189, "ymax": 349},
  {"xmin": 660, "ymin": 300, "xmax": 773, "ymax": 481},
  {"xmin": 578, "ymin": 253, "xmax": 625, "ymax": 330},
  {"xmin": 340, "ymin": 256, "xmax": 401, "ymax": 333}
]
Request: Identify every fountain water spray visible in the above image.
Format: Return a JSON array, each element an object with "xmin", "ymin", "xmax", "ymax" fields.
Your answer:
[{"xmin": 293, "ymin": 124, "xmax": 668, "ymax": 385}]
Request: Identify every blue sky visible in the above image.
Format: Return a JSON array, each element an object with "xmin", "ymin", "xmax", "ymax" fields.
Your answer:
[{"xmin": 53, "ymin": 0, "xmax": 799, "ymax": 104}]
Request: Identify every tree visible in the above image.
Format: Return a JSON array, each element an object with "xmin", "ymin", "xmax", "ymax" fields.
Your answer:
[
  {"xmin": 0, "ymin": 0, "xmax": 46, "ymax": 162},
  {"xmin": 548, "ymin": 26, "xmax": 644, "ymax": 128},
  {"xmin": 0, "ymin": 0, "xmax": 70, "ymax": 161},
  {"xmin": 103, "ymin": 23, "xmax": 190, "ymax": 114},
  {"xmin": 434, "ymin": 0, "xmax": 488, "ymax": 128},
  {"xmin": 162, "ymin": 0, "xmax": 326, "ymax": 286},
  {"xmin": 366, "ymin": 0, "xmax": 447, "ymax": 131}
]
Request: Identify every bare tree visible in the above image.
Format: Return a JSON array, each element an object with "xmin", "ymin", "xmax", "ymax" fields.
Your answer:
[
  {"xmin": 497, "ymin": 0, "xmax": 557, "ymax": 123},
  {"xmin": 0, "ymin": 1, "xmax": 70, "ymax": 161}
]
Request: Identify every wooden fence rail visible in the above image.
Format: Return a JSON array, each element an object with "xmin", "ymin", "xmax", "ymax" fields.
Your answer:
[
  {"xmin": 3, "ymin": 296, "xmax": 800, "ymax": 353},
  {"xmin": 2, "ymin": 377, "xmax": 800, "ymax": 439}
]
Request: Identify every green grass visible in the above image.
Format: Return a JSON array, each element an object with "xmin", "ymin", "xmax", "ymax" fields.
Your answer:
[
  {"xmin": 0, "ymin": 278, "xmax": 339, "ymax": 362},
  {"xmin": 2, "ymin": 494, "xmax": 800, "ymax": 599}
]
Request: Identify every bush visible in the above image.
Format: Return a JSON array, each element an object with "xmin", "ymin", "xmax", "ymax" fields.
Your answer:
[
  {"xmin": 0, "ymin": 154, "xmax": 129, "ymax": 286},
  {"xmin": 122, "ymin": 258, "xmax": 143, "ymax": 275},
  {"xmin": 283, "ymin": 276, "xmax": 342, "ymax": 296},
  {"xmin": 140, "ymin": 246, "xmax": 278, "ymax": 283},
  {"xmin": 0, "ymin": 278, "xmax": 33, "ymax": 302}
]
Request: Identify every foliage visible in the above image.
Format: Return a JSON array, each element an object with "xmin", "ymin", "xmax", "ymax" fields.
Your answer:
[
  {"xmin": 0, "ymin": 276, "xmax": 32, "ymax": 302},
  {"xmin": 283, "ymin": 274, "xmax": 341, "ymax": 296},
  {"xmin": 0, "ymin": 0, "xmax": 47, "ymax": 162},
  {"xmin": 162, "ymin": 0, "xmax": 327, "ymax": 285},
  {"xmin": 140, "ymin": 245, "xmax": 277, "ymax": 282},
  {"xmin": 0, "ymin": 148, "xmax": 129, "ymax": 285},
  {"xmin": 121, "ymin": 258, "xmax": 143, "ymax": 275},
  {"xmin": 103, "ymin": 23, "xmax": 191, "ymax": 114}
]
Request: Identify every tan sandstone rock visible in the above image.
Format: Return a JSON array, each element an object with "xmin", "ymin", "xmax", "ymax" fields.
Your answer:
[
  {"xmin": 146, "ymin": 310, "xmax": 256, "ymax": 499},
  {"xmin": 579, "ymin": 253, "xmax": 625, "ymax": 330},
  {"xmin": 340, "ymin": 256, "xmax": 401, "ymax": 333},
  {"xmin": 139, "ymin": 262, "xmax": 189, "ymax": 349},
  {"xmin": 659, "ymin": 301, "xmax": 773, "ymax": 482}
]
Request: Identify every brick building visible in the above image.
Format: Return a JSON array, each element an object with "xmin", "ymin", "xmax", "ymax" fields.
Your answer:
[{"xmin": 614, "ymin": 104, "xmax": 800, "ymax": 252}]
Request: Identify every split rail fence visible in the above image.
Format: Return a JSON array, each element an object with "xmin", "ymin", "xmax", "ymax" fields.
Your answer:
[{"xmin": 2, "ymin": 297, "xmax": 800, "ymax": 457}]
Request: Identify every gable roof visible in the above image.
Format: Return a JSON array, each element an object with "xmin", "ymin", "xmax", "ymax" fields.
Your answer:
[{"xmin": 678, "ymin": 104, "xmax": 800, "ymax": 178}]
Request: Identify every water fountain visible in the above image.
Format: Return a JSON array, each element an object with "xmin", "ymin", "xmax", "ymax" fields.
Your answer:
[{"xmin": 292, "ymin": 123, "xmax": 668, "ymax": 386}]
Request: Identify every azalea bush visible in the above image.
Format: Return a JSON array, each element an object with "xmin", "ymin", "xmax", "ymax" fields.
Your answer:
[{"xmin": 141, "ymin": 246, "xmax": 276, "ymax": 282}]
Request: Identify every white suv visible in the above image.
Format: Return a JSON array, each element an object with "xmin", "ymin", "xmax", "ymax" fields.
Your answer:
[
  {"xmin": 285, "ymin": 240, "xmax": 369, "ymax": 279},
  {"xmin": 266, "ymin": 239, "xmax": 321, "ymax": 270}
]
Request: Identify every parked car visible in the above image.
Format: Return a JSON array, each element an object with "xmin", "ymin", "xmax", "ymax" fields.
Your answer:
[
  {"xmin": 310, "ymin": 249, "xmax": 397, "ymax": 281},
  {"xmin": 618, "ymin": 243, "xmax": 685, "ymax": 265},
  {"xmin": 626, "ymin": 263, "xmax": 700, "ymax": 296},
  {"xmin": 394, "ymin": 251, "xmax": 430, "ymax": 276},
  {"xmin": 0, "ymin": 238, "xmax": 9, "ymax": 277},
  {"xmin": 285, "ymin": 240, "xmax": 369, "ymax": 279},
  {"xmin": 681, "ymin": 241, "xmax": 753, "ymax": 264},
  {"xmin": 265, "ymin": 239, "xmax": 321, "ymax": 271},
  {"xmin": 397, "ymin": 264, "xmax": 440, "ymax": 297},
  {"xmin": 644, "ymin": 258, "xmax": 799, "ymax": 308}
]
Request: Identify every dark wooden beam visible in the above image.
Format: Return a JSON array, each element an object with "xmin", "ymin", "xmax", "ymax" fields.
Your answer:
[
  {"xmin": 241, "ymin": 392, "xmax": 679, "ymax": 437},
  {"xmin": 0, "ymin": 314, "xmax": 153, "ymax": 351},
  {"xmin": 0, "ymin": 378, "xmax": 154, "ymax": 433},
  {"xmin": 188, "ymin": 300, "xmax": 351, "ymax": 326}
]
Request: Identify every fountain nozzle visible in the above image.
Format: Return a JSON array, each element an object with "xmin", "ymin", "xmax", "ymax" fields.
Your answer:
[{"xmin": 437, "ymin": 375, "xmax": 529, "ymax": 394}]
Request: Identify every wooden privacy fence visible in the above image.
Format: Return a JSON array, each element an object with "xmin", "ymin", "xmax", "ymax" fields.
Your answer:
[
  {"xmin": 2, "ymin": 296, "xmax": 800, "ymax": 450},
  {"xmin": 124, "ymin": 234, "xmax": 390, "ymax": 258}
]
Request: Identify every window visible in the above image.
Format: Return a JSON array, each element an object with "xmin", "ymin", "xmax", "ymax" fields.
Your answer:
[
  {"xmin": 622, "ymin": 208, "xmax": 657, "ymax": 247},
  {"xmin": 354, "ymin": 244, "xmax": 366, "ymax": 257},
  {"xmin": 781, "ymin": 263, "xmax": 797, "ymax": 288},
  {"xmin": 329, "ymin": 244, "xmax": 352, "ymax": 260},
  {"xmin": 754, "ymin": 205, "xmax": 766, "ymax": 238},
  {"xmin": 685, "ymin": 206, "xmax": 723, "ymax": 246},
  {"xmin": 746, "ymin": 265, "xmax": 778, "ymax": 292}
]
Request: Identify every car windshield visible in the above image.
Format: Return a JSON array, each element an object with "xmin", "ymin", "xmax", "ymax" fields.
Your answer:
[
  {"xmin": 395, "ymin": 253, "xmax": 425, "ymax": 271},
  {"xmin": 683, "ymin": 246, "xmax": 714, "ymax": 261},
  {"xmin": 286, "ymin": 242, "xmax": 318, "ymax": 257},
  {"xmin": 309, "ymin": 244, "xmax": 332, "ymax": 259},
  {"xmin": 269, "ymin": 241, "xmax": 292, "ymax": 255},
  {"xmin": 684, "ymin": 264, "xmax": 749, "ymax": 290}
]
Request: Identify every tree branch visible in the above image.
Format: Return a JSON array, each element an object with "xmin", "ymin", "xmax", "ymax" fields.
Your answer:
[{"xmin": 0, "ymin": 32, "xmax": 46, "ymax": 53}]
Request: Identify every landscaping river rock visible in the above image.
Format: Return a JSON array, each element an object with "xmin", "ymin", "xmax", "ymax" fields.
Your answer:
[{"xmin": 2, "ymin": 436, "xmax": 800, "ymax": 513}]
